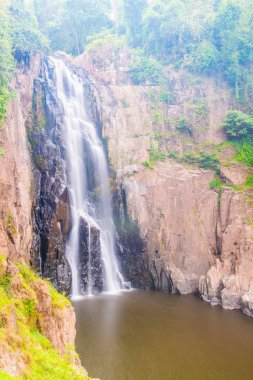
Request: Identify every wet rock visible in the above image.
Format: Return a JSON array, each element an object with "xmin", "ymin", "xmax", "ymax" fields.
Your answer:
[
  {"xmin": 241, "ymin": 291, "xmax": 253, "ymax": 317},
  {"xmin": 79, "ymin": 217, "xmax": 103, "ymax": 293},
  {"xmin": 29, "ymin": 58, "xmax": 72, "ymax": 293},
  {"xmin": 113, "ymin": 187, "xmax": 153, "ymax": 289}
]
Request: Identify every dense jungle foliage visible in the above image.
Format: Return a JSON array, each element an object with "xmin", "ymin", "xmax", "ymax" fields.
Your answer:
[{"xmin": 1, "ymin": 0, "xmax": 253, "ymax": 129}]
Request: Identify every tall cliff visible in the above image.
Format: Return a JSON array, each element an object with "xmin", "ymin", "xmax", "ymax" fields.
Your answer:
[
  {"xmin": 72, "ymin": 45, "xmax": 253, "ymax": 317},
  {"xmin": 0, "ymin": 56, "xmax": 90, "ymax": 379}
]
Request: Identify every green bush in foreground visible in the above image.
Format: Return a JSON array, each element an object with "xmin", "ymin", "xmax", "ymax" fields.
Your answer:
[{"xmin": 0, "ymin": 258, "xmax": 89, "ymax": 380}]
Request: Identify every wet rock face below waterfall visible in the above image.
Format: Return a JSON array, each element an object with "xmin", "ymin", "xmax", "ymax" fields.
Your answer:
[
  {"xmin": 79, "ymin": 217, "xmax": 103, "ymax": 294},
  {"xmin": 29, "ymin": 58, "xmax": 72, "ymax": 293}
]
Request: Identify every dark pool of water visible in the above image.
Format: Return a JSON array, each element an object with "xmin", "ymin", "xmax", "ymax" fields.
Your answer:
[{"xmin": 73, "ymin": 290, "xmax": 253, "ymax": 380}]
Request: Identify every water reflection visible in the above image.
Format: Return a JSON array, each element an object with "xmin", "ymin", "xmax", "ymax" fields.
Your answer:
[{"xmin": 73, "ymin": 291, "xmax": 253, "ymax": 380}]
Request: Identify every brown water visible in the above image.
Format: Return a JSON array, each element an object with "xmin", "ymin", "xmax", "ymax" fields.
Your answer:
[{"xmin": 73, "ymin": 290, "xmax": 253, "ymax": 380}]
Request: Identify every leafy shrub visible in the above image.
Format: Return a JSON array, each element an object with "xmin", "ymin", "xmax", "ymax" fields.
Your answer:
[
  {"xmin": 168, "ymin": 151, "xmax": 179, "ymax": 159},
  {"xmin": 222, "ymin": 110, "xmax": 253, "ymax": 140},
  {"xmin": 159, "ymin": 91, "xmax": 172, "ymax": 104},
  {"xmin": 188, "ymin": 40, "xmax": 219, "ymax": 75},
  {"xmin": 209, "ymin": 178, "xmax": 223, "ymax": 206},
  {"xmin": 143, "ymin": 138, "xmax": 167, "ymax": 169},
  {"xmin": 176, "ymin": 117, "xmax": 192, "ymax": 135},
  {"xmin": 234, "ymin": 140, "xmax": 253, "ymax": 167},
  {"xmin": 244, "ymin": 175, "xmax": 253, "ymax": 188},
  {"xmin": 209, "ymin": 178, "xmax": 222, "ymax": 190},
  {"xmin": 0, "ymin": 147, "xmax": 5, "ymax": 156},
  {"xmin": 182, "ymin": 151, "xmax": 220, "ymax": 173},
  {"xmin": 130, "ymin": 55, "xmax": 163, "ymax": 85}
]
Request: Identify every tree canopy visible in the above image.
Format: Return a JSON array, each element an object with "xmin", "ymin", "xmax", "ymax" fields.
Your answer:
[{"xmin": 1, "ymin": 0, "xmax": 253, "ymax": 126}]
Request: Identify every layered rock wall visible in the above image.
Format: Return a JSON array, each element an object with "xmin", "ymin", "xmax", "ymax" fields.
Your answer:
[{"xmin": 73, "ymin": 47, "xmax": 253, "ymax": 316}]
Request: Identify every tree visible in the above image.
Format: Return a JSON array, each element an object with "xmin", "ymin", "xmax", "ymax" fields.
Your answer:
[
  {"xmin": 9, "ymin": 0, "xmax": 48, "ymax": 51},
  {"xmin": 222, "ymin": 110, "xmax": 253, "ymax": 140},
  {"xmin": 34, "ymin": 0, "xmax": 112, "ymax": 55},
  {"xmin": 123, "ymin": 0, "xmax": 147, "ymax": 47},
  {"xmin": 0, "ymin": 0, "xmax": 14, "ymax": 124}
]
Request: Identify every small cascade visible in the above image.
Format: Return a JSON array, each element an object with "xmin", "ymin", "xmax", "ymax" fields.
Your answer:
[{"xmin": 51, "ymin": 57, "xmax": 126, "ymax": 297}]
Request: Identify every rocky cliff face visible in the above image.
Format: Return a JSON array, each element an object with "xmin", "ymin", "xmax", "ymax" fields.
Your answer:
[
  {"xmin": 28, "ymin": 57, "xmax": 72, "ymax": 294},
  {"xmin": 29, "ymin": 54, "xmax": 105, "ymax": 295},
  {"xmin": 73, "ymin": 46, "xmax": 253, "ymax": 317},
  {"xmin": 0, "ymin": 57, "xmax": 89, "ymax": 379},
  {"xmin": 0, "ymin": 56, "xmax": 39, "ymax": 265}
]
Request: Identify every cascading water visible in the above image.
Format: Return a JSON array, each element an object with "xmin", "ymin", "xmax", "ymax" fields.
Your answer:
[{"xmin": 51, "ymin": 57, "xmax": 125, "ymax": 297}]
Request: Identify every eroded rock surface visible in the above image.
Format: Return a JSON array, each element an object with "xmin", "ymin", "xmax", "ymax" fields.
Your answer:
[
  {"xmin": 200, "ymin": 188, "xmax": 253, "ymax": 316},
  {"xmin": 73, "ymin": 47, "xmax": 253, "ymax": 316},
  {"xmin": 0, "ymin": 57, "xmax": 89, "ymax": 378},
  {"xmin": 79, "ymin": 217, "xmax": 103, "ymax": 293}
]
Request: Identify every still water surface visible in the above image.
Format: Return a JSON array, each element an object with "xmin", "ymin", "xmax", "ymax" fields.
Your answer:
[{"xmin": 73, "ymin": 290, "xmax": 253, "ymax": 380}]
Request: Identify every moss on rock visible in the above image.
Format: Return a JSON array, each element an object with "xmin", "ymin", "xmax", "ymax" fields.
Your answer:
[{"xmin": 0, "ymin": 256, "xmax": 90, "ymax": 380}]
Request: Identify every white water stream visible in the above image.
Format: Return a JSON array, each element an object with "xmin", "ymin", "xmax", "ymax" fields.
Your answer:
[{"xmin": 51, "ymin": 57, "xmax": 125, "ymax": 297}]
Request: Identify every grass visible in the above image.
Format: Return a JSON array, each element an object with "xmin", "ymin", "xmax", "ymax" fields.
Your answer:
[
  {"xmin": 244, "ymin": 175, "xmax": 253, "ymax": 189},
  {"xmin": 47, "ymin": 280, "xmax": 71, "ymax": 309},
  {"xmin": 6, "ymin": 213, "xmax": 17, "ymax": 237},
  {"xmin": 0, "ymin": 259, "xmax": 89, "ymax": 380},
  {"xmin": 0, "ymin": 371, "xmax": 20, "ymax": 380},
  {"xmin": 209, "ymin": 178, "xmax": 223, "ymax": 206}
]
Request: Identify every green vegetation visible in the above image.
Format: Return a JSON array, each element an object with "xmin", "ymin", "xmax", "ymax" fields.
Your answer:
[
  {"xmin": 0, "ymin": 0, "xmax": 47, "ymax": 127},
  {"xmin": 221, "ymin": 110, "xmax": 253, "ymax": 167},
  {"xmin": 34, "ymin": 0, "xmax": 111, "ymax": 55},
  {"xmin": 159, "ymin": 91, "xmax": 172, "ymax": 104},
  {"xmin": 182, "ymin": 151, "xmax": 220, "ymax": 174},
  {"xmin": 86, "ymin": 30, "xmax": 124, "ymax": 53},
  {"xmin": 244, "ymin": 175, "xmax": 253, "ymax": 189},
  {"xmin": 143, "ymin": 138, "xmax": 166, "ymax": 169},
  {"xmin": 9, "ymin": 0, "xmax": 48, "ymax": 52},
  {"xmin": 176, "ymin": 117, "xmax": 192, "ymax": 135},
  {"xmin": 0, "ymin": 148, "xmax": 5, "ymax": 156},
  {"xmin": 123, "ymin": 0, "xmax": 253, "ymax": 98},
  {"xmin": 6, "ymin": 212, "xmax": 17, "ymax": 236},
  {"xmin": 222, "ymin": 110, "xmax": 253, "ymax": 140},
  {"xmin": 130, "ymin": 55, "xmax": 163, "ymax": 85},
  {"xmin": 0, "ymin": 371, "xmax": 19, "ymax": 379},
  {"xmin": 209, "ymin": 178, "xmax": 223, "ymax": 206},
  {"xmin": 0, "ymin": 258, "xmax": 89, "ymax": 380},
  {"xmin": 0, "ymin": 1, "xmax": 14, "ymax": 126},
  {"xmin": 209, "ymin": 178, "xmax": 223, "ymax": 191},
  {"xmin": 123, "ymin": 0, "xmax": 147, "ymax": 48},
  {"xmin": 234, "ymin": 141, "xmax": 253, "ymax": 167}
]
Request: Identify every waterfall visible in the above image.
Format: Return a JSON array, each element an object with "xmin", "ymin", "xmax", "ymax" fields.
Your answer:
[{"xmin": 51, "ymin": 57, "xmax": 125, "ymax": 297}]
